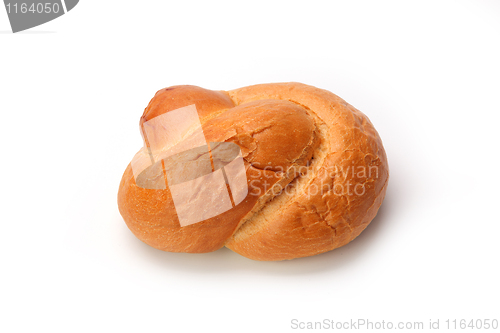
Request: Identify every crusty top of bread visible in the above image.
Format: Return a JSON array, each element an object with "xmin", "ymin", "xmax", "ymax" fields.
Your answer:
[{"xmin": 118, "ymin": 82, "xmax": 389, "ymax": 260}]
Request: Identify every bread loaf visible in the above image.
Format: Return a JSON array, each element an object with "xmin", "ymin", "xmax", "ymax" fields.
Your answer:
[{"xmin": 118, "ymin": 83, "xmax": 389, "ymax": 261}]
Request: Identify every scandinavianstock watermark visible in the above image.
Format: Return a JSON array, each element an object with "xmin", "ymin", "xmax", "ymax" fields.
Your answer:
[
  {"xmin": 132, "ymin": 103, "xmax": 381, "ymax": 227},
  {"xmin": 290, "ymin": 318, "xmax": 499, "ymax": 330},
  {"xmin": 248, "ymin": 163, "xmax": 380, "ymax": 198},
  {"xmin": 3, "ymin": 0, "xmax": 79, "ymax": 33}
]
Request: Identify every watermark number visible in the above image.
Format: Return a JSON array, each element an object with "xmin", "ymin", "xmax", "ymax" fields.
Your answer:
[{"xmin": 5, "ymin": 2, "xmax": 60, "ymax": 14}]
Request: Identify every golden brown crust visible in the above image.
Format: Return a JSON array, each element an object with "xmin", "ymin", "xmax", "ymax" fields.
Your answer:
[{"xmin": 117, "ymin": 82, "xmax": 389, "ymax": 260}]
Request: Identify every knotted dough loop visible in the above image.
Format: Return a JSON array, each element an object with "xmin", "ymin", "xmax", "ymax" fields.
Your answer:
[{"xmin": 118, "ymin": 83, "xmax": 389, "ymax": 261}]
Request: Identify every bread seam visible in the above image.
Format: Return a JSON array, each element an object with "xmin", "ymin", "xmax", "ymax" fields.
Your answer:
[{"xmin": 224, "ymin": 96, "xmax": 330, "ymax": 243}]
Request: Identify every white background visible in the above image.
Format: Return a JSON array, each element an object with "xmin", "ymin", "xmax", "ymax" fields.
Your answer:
[{"xmin": 1, "ymin": 1, "xmax": 499, "ymax": 332}]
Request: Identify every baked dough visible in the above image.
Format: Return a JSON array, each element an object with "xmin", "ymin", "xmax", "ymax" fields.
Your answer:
[{"xmin": 118, "ymin": 83, "xmax": 389, "ymax": 260}]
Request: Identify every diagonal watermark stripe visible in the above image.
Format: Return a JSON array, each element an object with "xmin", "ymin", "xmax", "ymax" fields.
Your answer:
[{"xmin": 3, "ymin": 0, "xmax": 79, "ymax": 33}]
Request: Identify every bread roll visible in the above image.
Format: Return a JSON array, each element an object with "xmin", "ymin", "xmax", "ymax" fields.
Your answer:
[{"xmin": 118, "ymin": 83, "xmax": 389, "ymax": 260}]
